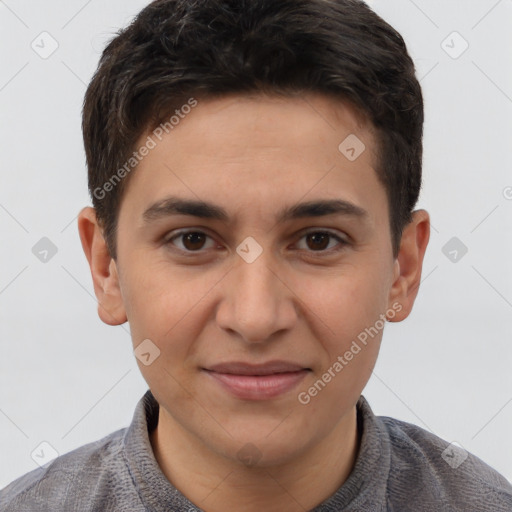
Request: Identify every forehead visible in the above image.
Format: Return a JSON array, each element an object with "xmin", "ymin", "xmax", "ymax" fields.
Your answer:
[
  {"xmin": 162, "ymin": 92, "xmax": 374, "ymax": 155},
  {"xmin": 118, "ymin": 92, "xmax": 384, "ymax": 227}
]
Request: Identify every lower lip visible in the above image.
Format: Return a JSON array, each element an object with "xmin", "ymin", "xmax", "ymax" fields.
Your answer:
[{"xmin": 204, "ymin": 370, "xmax": 310, "ymax": 400}]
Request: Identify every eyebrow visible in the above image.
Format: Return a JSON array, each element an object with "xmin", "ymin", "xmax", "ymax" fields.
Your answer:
[{"xmin": 142, "ymin": 195, "xmax": 368, "ymax": 224}]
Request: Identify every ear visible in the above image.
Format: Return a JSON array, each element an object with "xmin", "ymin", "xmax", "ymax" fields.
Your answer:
[
  {"xmin": 387, "ymin": 209, "xmax": 430, "ymax": 322},
  {"xmin": 77, "ymin": 207, "xmax": 127, "ymax": 326}
]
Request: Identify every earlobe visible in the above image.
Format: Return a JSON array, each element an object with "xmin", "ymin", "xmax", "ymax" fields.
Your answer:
[
  {"xmin": 77, "ymin": 207, "xmax": 127, "ymax": 326},
  {"xmin": 387, "ymin": 209, "xmax": 430, "ymax": 322}
]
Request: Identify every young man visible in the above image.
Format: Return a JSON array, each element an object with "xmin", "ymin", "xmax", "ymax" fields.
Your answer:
[{"xmin": 1, "ymin": 0, "xmax": 511, "ymax": 510}]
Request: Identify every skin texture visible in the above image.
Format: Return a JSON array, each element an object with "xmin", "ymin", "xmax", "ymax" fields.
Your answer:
[{"xmin": 78, "ymin": 93, "xmax": 430, "ymax": 512}]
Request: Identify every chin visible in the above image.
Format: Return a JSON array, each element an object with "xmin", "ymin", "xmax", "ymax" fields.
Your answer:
[{"xmin": 215, "ymin": 425, "xmax": 316, "ymax": 469}]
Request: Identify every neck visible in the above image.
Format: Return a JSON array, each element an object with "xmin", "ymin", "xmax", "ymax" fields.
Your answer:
[{"xmin": 150, "ymin": 406, "xmax": 360, "ymax": 512}]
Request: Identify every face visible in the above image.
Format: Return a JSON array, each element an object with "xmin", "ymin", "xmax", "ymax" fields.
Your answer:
[{"xmin": 81, "ymin": 93, "xmax": 428, "ymax": 467}]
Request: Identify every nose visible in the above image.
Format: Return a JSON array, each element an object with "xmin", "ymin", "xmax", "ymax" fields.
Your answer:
[{"xmin": 215, "ymin": 249, "xmax": 298, "ymax": 345}]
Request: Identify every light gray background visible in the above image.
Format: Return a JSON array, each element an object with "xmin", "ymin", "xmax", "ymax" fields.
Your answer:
[{"xmin": 1, "ymin": 0, "xmax": 511, "ymax": 488}]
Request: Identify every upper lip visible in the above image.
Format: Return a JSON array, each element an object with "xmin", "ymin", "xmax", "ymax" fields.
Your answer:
[{"xmin": 204, "ymin": 361, "xmax": 310, "ymax": 376}]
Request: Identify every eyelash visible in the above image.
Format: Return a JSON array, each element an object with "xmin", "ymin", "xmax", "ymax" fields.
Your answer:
[{"xmin": 164, "ymin": 229, "xmax": 349, "ymax": 257}]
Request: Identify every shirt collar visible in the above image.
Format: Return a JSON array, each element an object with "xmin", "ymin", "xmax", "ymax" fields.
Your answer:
[{"xmin": 123, "ymin": 389, "xmax": 390, "ymax": 511}]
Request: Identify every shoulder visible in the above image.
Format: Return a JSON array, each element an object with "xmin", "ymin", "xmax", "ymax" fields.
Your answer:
[
  {"xmin": 378, "ymin": 414, "xmax": 512, "ymax": 511},
  {"xmin": 0, "ymin": 427, "xmax": 140, "ymax": 512}
]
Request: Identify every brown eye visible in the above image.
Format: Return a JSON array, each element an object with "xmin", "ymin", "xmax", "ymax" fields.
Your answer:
[
  {"xmin": 166, "ymin": 230, "xmax": 216, "ymax": 252},
  {"xmin": 182, "ymin": 232, "xmax": 207, "ymax": 250},
  {"xmin": 296, "ymin": 230, "xmax": 348, "ymax": 253},
  {"xmin": 306, "ymin": 232, "xmax": 330, "ymax": 251}
]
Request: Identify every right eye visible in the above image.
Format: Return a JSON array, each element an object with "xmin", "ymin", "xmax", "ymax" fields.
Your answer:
[{"xmin": 164, "ymin": 230, "xmax": 218, "ymax": 253}]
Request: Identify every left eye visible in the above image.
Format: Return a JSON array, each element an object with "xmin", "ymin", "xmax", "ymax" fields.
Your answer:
[
  {"xmin": 296, "ymin": 231, "xmax": 347, "ymax": 252},
  {"xmin": 165, "ymin": 230, "xmax": 347, "ymax": 253}
]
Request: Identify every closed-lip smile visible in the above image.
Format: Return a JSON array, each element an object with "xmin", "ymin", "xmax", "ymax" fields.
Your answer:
[{"xmin": 203, "ymin": 360, "xmax": 311, "ymax": 400}]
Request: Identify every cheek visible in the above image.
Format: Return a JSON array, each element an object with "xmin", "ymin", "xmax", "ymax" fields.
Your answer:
[
  {"xmin": 121, "ymin": 254, "xmax": 200, "ymax": 336},
  {"xmin": 296, "ymin": 273, "xmax": 386, "ymax": 419},
  {"xmin": 125, "ymin": 269, "xmax": 207, "ymax": 406},
  {"xmin": 300, "ymin": 263, "xmax": 390, "ymax": 347},
  {"xmin": 121, "ymin": 259, "xmax": 221, "ymax": 378}
]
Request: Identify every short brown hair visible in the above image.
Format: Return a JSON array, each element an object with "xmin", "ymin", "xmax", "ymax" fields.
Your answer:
[{"xmin": 82, "ymin": 0, "xmax": 423, "ymax": 259}]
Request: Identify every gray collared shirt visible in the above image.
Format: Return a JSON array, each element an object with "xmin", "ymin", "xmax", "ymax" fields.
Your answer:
[{"xmin": 1, "ymin": 389, "xmax": 511, "ymax": 511}]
